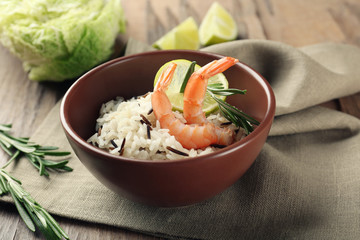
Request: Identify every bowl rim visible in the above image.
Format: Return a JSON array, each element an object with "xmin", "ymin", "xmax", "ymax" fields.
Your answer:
[{"xmin": 60, "ymin": 49, "xmax": 276, "ymax": 165}]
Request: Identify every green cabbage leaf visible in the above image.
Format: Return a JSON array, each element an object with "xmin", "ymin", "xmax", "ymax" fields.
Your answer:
[{"xmin": 0, "ymin": 0, "xmax": 126, "ymax": 82}]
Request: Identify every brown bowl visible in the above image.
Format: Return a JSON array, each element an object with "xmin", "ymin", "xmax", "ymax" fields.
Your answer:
[{"xmin": 60, "ymin": 50, "xmax": 275, "ymax": 207}]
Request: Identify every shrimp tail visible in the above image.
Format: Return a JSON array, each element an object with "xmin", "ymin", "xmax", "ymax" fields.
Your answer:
[
  {"xmin": 183, "ymin": 57, "xmax": 239, "ymax": 125},
  {"xmin": 154, "ymin": 62, "xmax": 177, "ymax": 91},
  {"xmin": 152, "ymin": 63, "xmax": 177, "ymax": 125},
  {"xmin": 200, "ymin": 57, "xmax": 239, "ymax": 79}
]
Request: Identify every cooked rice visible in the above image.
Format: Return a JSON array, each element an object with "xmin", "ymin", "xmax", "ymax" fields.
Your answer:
[{"xmin": 87, "ymin": 93, "xmax": 246, "ymax": 160}]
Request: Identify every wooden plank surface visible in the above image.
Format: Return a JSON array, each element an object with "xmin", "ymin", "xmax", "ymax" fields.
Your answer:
[{"xmin": 1, "ymin": 0, "xmax": 360, "ymax": 239}]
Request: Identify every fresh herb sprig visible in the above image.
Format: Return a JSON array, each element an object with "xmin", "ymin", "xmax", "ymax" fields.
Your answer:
[
  {"xmin": 0, "ymin": 124, "xmax": 72, "ymax": 176},
  {"xmin": 0, "ymin": 169, "xmax": 69, "ymax": 240},
  {"xmin": 207, "ymin": 83, "xmax": 260, "ymax": 134},
  {"xmin": 0, "ymin": 123, "xmax": 71, "ymax": 239}
]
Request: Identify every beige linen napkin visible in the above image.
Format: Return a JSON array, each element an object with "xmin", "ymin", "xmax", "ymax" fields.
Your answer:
[{"xmin": 3, "ymin": 39, "xmax": 360, "ymax": 240}]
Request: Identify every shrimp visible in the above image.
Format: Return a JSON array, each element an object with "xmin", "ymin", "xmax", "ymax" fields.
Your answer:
[
  {"xmin": 151, "ymin": 62, "xmax": 235, "ymax": 149},
  {"xmin": 183, "ymin": 57, "xmax": 239, "ymax": 125}
]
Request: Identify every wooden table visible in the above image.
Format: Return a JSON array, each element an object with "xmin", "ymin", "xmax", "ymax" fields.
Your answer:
[{"xmin": 1, "ymin": 0, "xmax": 359, "ymax": 239}]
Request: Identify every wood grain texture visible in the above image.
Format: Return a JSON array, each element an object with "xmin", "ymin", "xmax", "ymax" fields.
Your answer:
[{"xmin": 0, "ymin": 0, "xmax": 359, "ymax": 239}]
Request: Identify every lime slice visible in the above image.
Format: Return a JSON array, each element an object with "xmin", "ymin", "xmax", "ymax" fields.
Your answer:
[
  {"xmin": 154, "ymin": 59, "xmax": 228, "ymax": 114},
  {"xmin": 199, "ymin": 2, "xmax": 238, "ymax": 46},
  {"xmin": 153, "ymin": 17, "xmax": 200, "ymax": 50}
]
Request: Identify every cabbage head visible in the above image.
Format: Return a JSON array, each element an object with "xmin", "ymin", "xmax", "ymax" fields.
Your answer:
[{"xmin": 0, "ymin": 0, "xmax": 126, "ymax": 82}]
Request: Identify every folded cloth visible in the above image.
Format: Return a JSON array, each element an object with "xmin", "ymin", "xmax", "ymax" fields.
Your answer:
[{"xmin": 3, "ymin": 39, "xmax": 360, "ymax": 240}]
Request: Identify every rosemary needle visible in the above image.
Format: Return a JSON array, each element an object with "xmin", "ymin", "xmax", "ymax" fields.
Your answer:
[{"xmin": 179, "ymin": 61, "xmax": 197, "ymax": 93}]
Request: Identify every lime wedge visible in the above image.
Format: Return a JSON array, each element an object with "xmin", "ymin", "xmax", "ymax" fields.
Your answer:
[
  {"xmin": 154, "ymin": 59, "xmax": 228, "ymax": 114},
  {"xmin": 199, "ymin": 2, "xmax": 238, "ymax": 46},
  {"xmin": 153, "ymin": 17, "xmax": 200, "ymax": 50}
]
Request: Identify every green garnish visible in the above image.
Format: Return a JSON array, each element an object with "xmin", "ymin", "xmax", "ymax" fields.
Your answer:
[
  {"xmin": 179, "ymin": 61, "xmax": 197, "ymax": 93},
  {"xmin": 0, "ymin": 124, "xmax": 72, "ymax": 176},
  {"xmin": 0, "ymin": 123, "xmax": 71, "ymax": 239},
  {"xmin": 0, "ymin": 169, "xmax": 70, "ymax": 240},
  {"xmin": 207, "ymin": 84, "xmax": 260, "ymax": 134}
]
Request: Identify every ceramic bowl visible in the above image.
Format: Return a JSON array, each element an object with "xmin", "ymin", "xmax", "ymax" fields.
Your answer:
[{"xmin": 60, "ymin": 50, "xmax": 275, "ymax": 207}]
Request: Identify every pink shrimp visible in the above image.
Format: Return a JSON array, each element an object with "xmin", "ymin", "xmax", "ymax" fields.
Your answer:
[
  {"xmin": 183, "ymin": 57, "xmax": 239, "ymax": 125},
  {"xmin": 151, "ymin": 62, "xmax": 235, "ymax": 150}
]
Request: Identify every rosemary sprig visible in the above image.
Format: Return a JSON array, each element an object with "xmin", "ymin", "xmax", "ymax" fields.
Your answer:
[
  {"xmin": 0, "ymin": 124, "xmax": 72, "ymax": 176},
  {"xmin": 0, "ymin": 123, "xmax": 71, "ymax": 239},
  {"xmin": 207, "ymin": 83, "xmax": 260, "ymax": 134},
  {"xmin": 0, "ymin": 169, "xmax": 69, "ymax": 240}
]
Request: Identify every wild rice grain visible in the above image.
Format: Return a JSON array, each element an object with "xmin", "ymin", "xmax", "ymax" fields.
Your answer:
[
  {"xmin": 140, "ymin": 114, "xmax": 152, "ymax": 126},
  {"xmin": 166, "ymin": 146, "xmax": 189, "ymax": 156},
  {"xmin": 141, "ymin": 92, "xmax": 150, "ymax": 98},
  {"xmin": 110, "ymin": 139, "xmax": 118, "ymax": 148},
  {"xmin": 220, "ymin": 121, "xmax": 232, "ymax": 126},
  {"xmin": 119, "ymin": 138, "xmax": 126, "ymax": 156},
  {"xmin": 210, "ymin": 144, "xmax": 227, "ymax": 149},
  {"xmin": 147, "ymin": 125, "xmax": 151, "ymax": 139}
]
